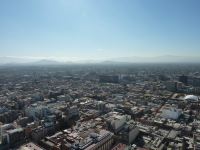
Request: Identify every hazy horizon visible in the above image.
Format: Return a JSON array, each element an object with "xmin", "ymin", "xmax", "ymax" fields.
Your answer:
[{"xmin": 1, "ymin": 55, "xmax": 200, "ymax": 65}]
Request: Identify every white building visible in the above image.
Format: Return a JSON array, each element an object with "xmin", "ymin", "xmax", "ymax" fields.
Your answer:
[
  {"xmin": 184, "ymin": 95, "xmax": 199, "ymax": 102},
  {"xmin": 25, "ymin": 104, "xmax": 50, "ymax": 119},
  {"xmin": 111, "ymin": 115, "xmax": 126, "ymax": 131},
  {"xmin": 161, "ymin": 105, "xmax": 182, "ymax": 120},
  {"xmin": 106, "ymin": 112, "xmax": 130, "ymax": 132},
  {"xmin": 57, "ymin": 95, "xmax": 72, "ymax": 102}
]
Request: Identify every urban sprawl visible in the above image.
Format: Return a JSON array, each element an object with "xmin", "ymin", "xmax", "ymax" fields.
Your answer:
[{"xmin": 0, "ymin": 64, "xmax": 200, "ymax": 150}]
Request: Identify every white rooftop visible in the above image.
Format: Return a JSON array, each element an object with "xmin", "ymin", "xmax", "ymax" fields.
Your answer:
[{"xmin": 184, "ymin": 95, "xmax": 198, "ymax": 101}]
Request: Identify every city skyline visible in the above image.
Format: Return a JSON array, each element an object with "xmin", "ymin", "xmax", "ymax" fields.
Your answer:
[
  {"xmin": 1, "ymin": 0, "xmax": 200, "ymax": 60},
  {"xmin": 1, "ymin": 1, "xmax": 200, "ymax": 149}
]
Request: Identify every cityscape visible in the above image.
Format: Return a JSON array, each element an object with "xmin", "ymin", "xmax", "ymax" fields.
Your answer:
[
  {"xmin": 1, "ymin": 0, "xmax": 200, "ymax": 150},
  {"xmin": 0, "ymin": 63, "xmax": 200, "ymax": 149}
]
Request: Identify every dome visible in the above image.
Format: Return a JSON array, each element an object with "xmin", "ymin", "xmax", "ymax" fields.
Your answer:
[{"xmin": 184, "ymin": 95, "xmax": 198, "ymax": 101}]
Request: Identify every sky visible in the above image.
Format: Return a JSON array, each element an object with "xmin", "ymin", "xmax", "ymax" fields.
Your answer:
[{"xmin": 0, "ymin": 0, "xmax": 200, "ymax": 61}]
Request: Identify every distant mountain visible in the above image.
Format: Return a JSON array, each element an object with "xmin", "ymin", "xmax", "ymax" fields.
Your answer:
[
  {"xmin": 0, "ymin": 57, "xmax": 64, "ymax": 66},
  {"xmin": 109, "ymin": 55, "xmax": 200, "ymax": 63},
  {"xmin": 0, "ymin": 55, "xmax": 200, "ymax": 66},
  {"xmin": 32, "ymin": 59, "xmax": 64, "ymax": 65},
  {"xmin": 0, "ymin": 56, "xmax": 36, "ymax": 65}
]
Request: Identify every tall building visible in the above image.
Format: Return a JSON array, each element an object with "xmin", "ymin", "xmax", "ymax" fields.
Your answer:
[
  {"xmin": 0, "ymin": 124, "xmax": 14, "ymax": 144},
  {"xmin": 0, "ymin": 124, "xmax": 24, "ymax": 146},
  {"xmin": 179, "ymin": 75, "xmax": 188, "ymax": 85},
  {"xmin": 188, "ymin": 76, "xmax": 200, "ymax": 87},
  {"xmin": 118, "ymin": 123, "xmax": 139, "ymax": 144}
]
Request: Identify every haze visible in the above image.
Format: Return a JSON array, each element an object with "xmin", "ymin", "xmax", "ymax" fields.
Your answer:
[{"xmin": 0, "ymin": 0, "xmax": 200, "ymax": 62}]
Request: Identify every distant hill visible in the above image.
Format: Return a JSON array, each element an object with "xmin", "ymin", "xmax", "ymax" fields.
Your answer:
[
  {"xmin": 109, "ymin": 55, "xmax": 200, "ymax": 63},
  {"xmin": 0, "ymin": 57, "xmax": 36, "ymax": 65},
  {"xmin": 0, "ymin": 55, "xmax": 200, "ymax": 66},
  {"xmin": 0, "ymin": 57, "xmax": 64, "ymax": 66},
  {"xmin": 32, "ymin": 59, "xmax": 64, "ymax": 65}
]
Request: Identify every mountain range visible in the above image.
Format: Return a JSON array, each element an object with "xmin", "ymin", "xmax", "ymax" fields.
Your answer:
[
  {"xmin": 0, "ymin": 55, "xmax": 199, "ymax": 65},
  {"xmin": 110, "ymin": 55, "xmax": 200, "ymax": 63}
]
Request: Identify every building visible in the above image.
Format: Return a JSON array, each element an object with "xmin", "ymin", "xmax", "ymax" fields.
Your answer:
[
  {"xmin": 6, "ymin": 128, "xmax": 24, "ymax": 145},
  {"xmin": 188, "ymin": 76, "xmax": 200, "ymax": 87},
  {"xmin": 193, "ymin": 133, "xmax": 200, "ymax": 150},
  {"xmin": 0, "ymin": 124, "xmax": 24, "ymax": 146},
  {"xmin": 105, "ymin": 112, "xmax": 128, "ymax": 133},
  {"xmin": 99, "ymin": 75, "xmax": 119, "ymax": 83},
  {"xmin": 31, "ymin": 125, "xmax": 56, "ymax": 142},
  {"xmin": 67, "ymin": 106, "xmax": 79, "ymax": 119},
  {"xmin": 118, "ymin": 123, "xmax": 139, "ymax": 144},
  {"xmin": 161, "ymin": 105, "xmax": 182, "ymax": 120},
  {"xmin": 179, "ymin": 75, "xmax": 188, "ymax": 85},
  {"xmin": 97, "ymin": 101, "xmax": 106, "ymax": 112},
  {"xmin": 25, "ymin": 104, "xmax": 51, "ymax": 120},
  {"xmin": 18, "ymin": 142, "xmax": 44, "ymax": 150},
  {"xmin": 57, "ymin": 95, "xmax": 72, "ymax": 102},
  {"xmin": 184, "ymin": 95, "xmax": 199, "ymax": 102},
  {"xmin": 0, "ymin": 124, "xmax": 14, "ymax": 144},
  {"xmin": 40, "ymin": 129, "xmax": 114, "ymax": 150},
  {"xmin": 111, "ymin": 143, "xmax": 127, "ymax": 150},
  {"xmin": 165, "ymin": 81, "xmax": 177, "ymax": 92}
]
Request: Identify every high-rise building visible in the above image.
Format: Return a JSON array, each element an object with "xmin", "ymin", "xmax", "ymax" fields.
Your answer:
[{"xmin": 179, "ymin": 75, "xmax": 188, "ymax": 85}]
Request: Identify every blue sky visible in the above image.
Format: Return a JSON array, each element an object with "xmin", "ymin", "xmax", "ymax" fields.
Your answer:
[{"xmin": 0, "ymin": 0, "xmax": 200, "ymax": 60}]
